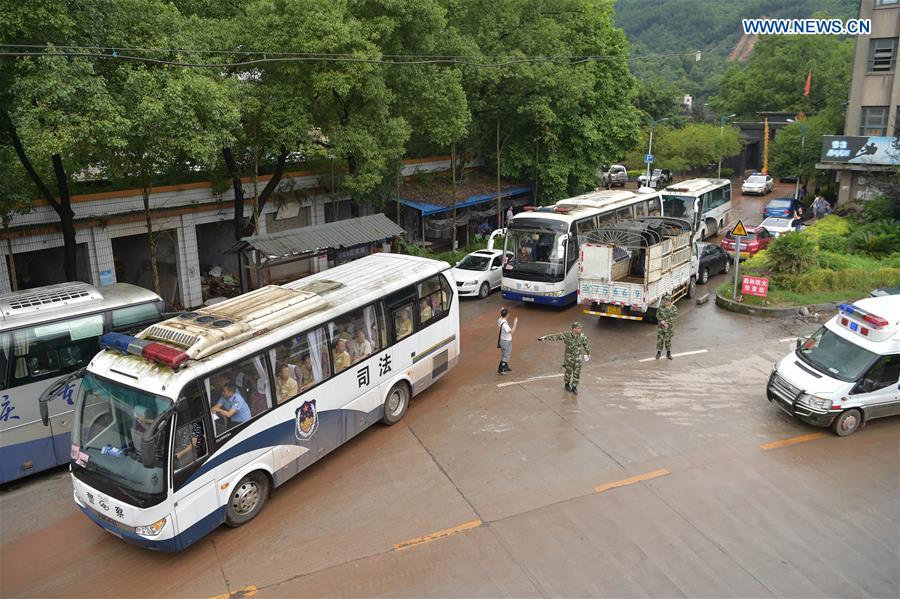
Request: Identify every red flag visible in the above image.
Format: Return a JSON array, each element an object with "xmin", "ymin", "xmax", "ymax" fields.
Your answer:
[{"xmin": 803, "ymin": 70, "xmax": 811, "ymax": 96}]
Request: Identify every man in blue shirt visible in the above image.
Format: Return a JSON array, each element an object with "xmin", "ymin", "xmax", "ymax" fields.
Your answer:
[{"xmin": 211, "ymin": 382, "xmax": 252, "ymax": 424}]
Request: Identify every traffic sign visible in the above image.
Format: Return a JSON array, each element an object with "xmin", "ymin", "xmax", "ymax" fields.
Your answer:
[
  {"xmin": 644, "ymin": 154, "xmax": 654, "ymax": 164},
  {"xmin": 730, "ymin": 220, "xmax": 748, "ymax": 237}
]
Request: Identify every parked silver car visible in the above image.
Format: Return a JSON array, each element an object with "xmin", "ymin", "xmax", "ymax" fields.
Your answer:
[{"xmin": 600, "ymin": 165, "xmax": 628, "ymax": 188}]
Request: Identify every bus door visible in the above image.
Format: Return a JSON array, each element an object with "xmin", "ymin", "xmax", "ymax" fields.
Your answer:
[
  {"xmin": 411, "ymin": 274, "xmax": 456, "ymax": 393},
  {"xmin": 385, "ymin": 285, "xmax": 419, "ymax": 393}
]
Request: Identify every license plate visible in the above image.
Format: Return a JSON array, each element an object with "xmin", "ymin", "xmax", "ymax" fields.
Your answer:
[
  {"xmin": 739, "ymin": 251, "xmax": 751, "ymax": 259},
  {"xmin": 606, "ymin": 306, "xmax": 622, "ymax": 315},
  {"xmin": 523, "ymin": 297, "xmax": 534, "ymax": 302}
]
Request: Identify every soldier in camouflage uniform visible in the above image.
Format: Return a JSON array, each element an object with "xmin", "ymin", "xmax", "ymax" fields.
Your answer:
[
  {"xmin": 655, "ymin": 294, "xmax": 678, "ymax": 360},
  {"xmin": 539, "ymin": 322, "xmax": 591, "ymax": 394}
]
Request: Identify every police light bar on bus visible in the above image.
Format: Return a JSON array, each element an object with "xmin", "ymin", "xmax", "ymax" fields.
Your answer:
[
  {"xmin": 837, "ymin": 303, "xmax": 894, "ymax": 342},
  {"xmin": 99, "ymin": 331, "xmax": 190, "ymax": 368}
]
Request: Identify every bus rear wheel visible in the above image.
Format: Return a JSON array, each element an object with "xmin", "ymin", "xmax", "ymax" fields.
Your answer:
[
  {"xmin": 225, "ymin": 471, "xmax": 269, "ymax": 527},
  {"xmin": 382, "ymin": 382, "xmax": 410, "ymax": 425}
]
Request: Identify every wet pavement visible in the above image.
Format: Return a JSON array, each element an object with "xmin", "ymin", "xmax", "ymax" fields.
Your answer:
[{"xmin": 2, "ymin": 188, "xmax": 897, "ymax": 598}]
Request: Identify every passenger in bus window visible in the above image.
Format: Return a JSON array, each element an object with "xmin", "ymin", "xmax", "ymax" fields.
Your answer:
[
  {"xmin": 395, "ymin": 307, "xmax": 413, "ymax": 339},
  {"xmin": 300, "ymin": 354, "xmax": 316, "ymax": 389},
  {"xmin": 350, "ymin": 329, "xmax": 372, "ymax": 363},
  {"xmin": 211, "ymin": 382, "xmax": 251, "ymax": 425},
  {"xmin": 275, "ymin": 363, "xmax": 298, "ymax": 404},
  {"xmin": 174, "ymin": 420, "xmax": 205, "ymax": 469},
  {"xmin": 420, "ymin": 298, "xmax": 433, "ymax": 323},
  {"xmin": 333, "ymin": 339, "xmax": 352, "ymax": 373}
]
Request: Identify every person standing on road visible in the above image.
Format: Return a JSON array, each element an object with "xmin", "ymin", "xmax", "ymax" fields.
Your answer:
[
  {"xmin": 506, "ymin": 206, "xmax": 514, "ymax": 227},
  {"xmin": 655, "ymin": 295, "xmax": 678, "ymax": 360},
  {"xmin": 497, "ymin": 307, "xmax": 518, "ymax": 375},
  {"xmin": 539, "ymin": 322, "xmax": 591, "ymax": 394}
]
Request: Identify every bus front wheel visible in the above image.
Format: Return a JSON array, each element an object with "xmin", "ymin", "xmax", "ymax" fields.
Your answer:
[
  {"xmin": 382, "ymin": 382, "xmax": 410, "ymax": 425},
  {"xmin": 225, "ymin": 471, "xmax": 269, "ymax": 527}
]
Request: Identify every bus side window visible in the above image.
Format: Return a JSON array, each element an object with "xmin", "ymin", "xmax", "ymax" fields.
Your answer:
[
  {"xmin": 173, "ymin": 382, "xmax": 210, "ymax": 485},
  {"xmin": 0, "ymin": 333, "xmax": 9, "ymax": 390},
  {"xmin": 10, "ymin": 315, "xmax": 101, "ymax": 384},
  {"xmin": 634, "ymin": 202, "xmax": 647, "ymax": 218},
  {"xmin": 111, "ymin": 303, "xmax": 161, "ymax": 330},
  {"xmin": 646, "ymin": 199, "xmax": 661, "ymax": 217},
  {"xmin": 858, "ymin": 355, "xmax": 900, "ymax": 393},
  {"xmin": 417, "ymin": 276, "xmax": 447, "ymax": 327},
  {"xmin": 206, "ymin": 353, "xmax": 273, "ymax": 435},
  {"xmin": 615, "ymin": 207, "xmax": 633, "ymax": 222}
]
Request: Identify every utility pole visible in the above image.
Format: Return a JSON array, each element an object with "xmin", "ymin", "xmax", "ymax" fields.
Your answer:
[{"xmin": 645, "ymin": 117, "xmax": 669, "ymax": 185}]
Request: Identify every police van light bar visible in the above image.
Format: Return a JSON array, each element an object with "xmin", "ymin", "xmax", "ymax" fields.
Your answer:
[
  {"xmin": 99, "ymin": 332, "xmax": 190, "ymax": 368},
  {"xmin": 838, "ymin": 304, "xmax": 889, "ymax": 328}
]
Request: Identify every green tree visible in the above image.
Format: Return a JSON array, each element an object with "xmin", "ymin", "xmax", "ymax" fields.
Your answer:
[
  {"xmin": 710, "ymin": 34, "xmax": 854, "ymax": 119},
  {"xmin": 0, "ymin": 144, "xmax": 34, "ymax": 290},
  {"xmin": 450, "ymin": 0, "xmax": 640, "ymax": 203},
  {"xmin": 651, "ymin": 123, "xmax": 742, "ymax": 174},
  {"xmin": 770, "ymin": 113, "xmax": 838, "ymax": 187}
]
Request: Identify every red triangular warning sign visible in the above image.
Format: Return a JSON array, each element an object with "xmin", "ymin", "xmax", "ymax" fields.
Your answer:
[{"xmin": 731, "ymin": 220, "xmax": 748, "ymax": 237}]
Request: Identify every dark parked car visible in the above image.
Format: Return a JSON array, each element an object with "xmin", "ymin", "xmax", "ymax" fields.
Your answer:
[
  {"xmin": 779, "ymin": 175, "xmax": 798, "ymax": 183},
  {"xmin": 696, "ymin": 242, "xmax": 731, "ymax": 284},
  {"xmin": 763, "ymin": 197, "xmax": 801, "ymax": 219}
]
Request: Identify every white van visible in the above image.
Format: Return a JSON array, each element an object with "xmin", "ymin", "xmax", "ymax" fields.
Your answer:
[{"xmin": 767, "ymin": 296, "xmax": 900, "ymax": 436}]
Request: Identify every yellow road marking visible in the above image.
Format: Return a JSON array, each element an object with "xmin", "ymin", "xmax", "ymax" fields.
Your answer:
[
  {"xmin": 394, "ymin": 519, "xmax": 482, "ymax": 551},
  {"xmin": 593, "ymin": 468, "xmax": 670, "ymax": 494},
  {"xmin": 209, "ymin": 585, "xmax": 257, "ymax": 599},
  {"xmin": 760, "ymin": 432, "xmax": 827, "ymax": 451}
]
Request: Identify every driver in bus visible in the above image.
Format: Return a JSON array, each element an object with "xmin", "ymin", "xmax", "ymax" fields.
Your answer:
[
  {"xmin": 211, "ymin": 382, "xmax": 251, "ymax": 425},
  {"xmin": 396, "ymin": 308, "xmax": 413, "ymax": 339}
]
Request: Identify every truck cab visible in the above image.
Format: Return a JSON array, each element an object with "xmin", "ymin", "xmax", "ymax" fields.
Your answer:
[{"xmin": 767, "ymin": 296, "xmax": 900, "ymax": 436}]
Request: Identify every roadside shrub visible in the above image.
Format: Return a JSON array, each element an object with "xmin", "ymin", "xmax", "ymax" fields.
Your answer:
[
  {"xmin": 817, "ymin": 251, "xmax": 850, "ymax": 271},
  {"xmin": 861, "ymin": 196, "xmax": 899, "ymax": 223},
  {"xmin": 794, "ymin": 267, "xmax": 900, "ymax": 292},
  {"xmin": 802, "ymin": 214, "xmax": 852, "ymax": 239},
  {"xmin": 742, "ymin": 250, "xmax": 770, "ymax": 272},
  {"xmin": 765, "ymin": 234, "xmax": 819, "ymax": 275},
  {"xmin": 816, "ymin": 233, "xmax": 849, "ymax": 253},
  {"xmin": 848, "ymin": 229, "xmax": 900, "ymax": 257},
  {"xmin": 883, "ymin": 253, "xmax": 900, "ymax": 269}
]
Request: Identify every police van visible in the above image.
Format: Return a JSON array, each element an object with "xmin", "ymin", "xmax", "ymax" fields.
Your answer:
[{"xmin": 767, "ymin": 296, "xmax": 900, "ymax": 436}]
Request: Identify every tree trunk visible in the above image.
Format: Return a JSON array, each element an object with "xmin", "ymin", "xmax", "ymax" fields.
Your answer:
[
  {"xmin": 51, "ymin": 154, "xmax": 78, "ymax": 281},
  {"xmin": 256, "ymin": 145, "xmax": 288, "ymax": 220},
  {"xmin": 142, "ymin": 185, "xmax": 161, "ymax": 297},
  {"xmin": 223, "ymin": 147, "xmax": 246, "ymax": 242},
  {"xmin": 4, "ymin": 112, "xmax": 80, "ymax": 282},
  {"xmin": 4, "ymin": 230, "xmax": 17, "ymax": 291}
]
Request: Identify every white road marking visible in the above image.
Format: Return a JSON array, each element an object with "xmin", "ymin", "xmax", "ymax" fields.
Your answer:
[
  {"xmin": 778, "ymin": 337, "xmax": 796, "ymax": 342},
  {"xmin": 496, "ymin": 373, "xmax": 564, "ymax": 388},
  {"xmin": 638, "ymin": 348, "xmax": 709, "ymax": 362}
]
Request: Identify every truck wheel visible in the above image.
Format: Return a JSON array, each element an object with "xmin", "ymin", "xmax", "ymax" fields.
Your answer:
[
  {"xmin": 832, "ymin": 409, "xmax": 862, "ymax": 437},
  {"xmin": 687, "ymin": 277, "xmax": 697, "ymax": 299},
  {"xmin": 225, "ymin": 471, "xmax": 269, "ymax": 527}
]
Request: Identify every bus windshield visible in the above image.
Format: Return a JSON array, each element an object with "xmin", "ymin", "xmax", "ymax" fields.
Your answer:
[
  {"xmin": 661, "ymin": 194, "xmax": 696, "ymax": 222},
  {"xmin": 73, "ymin": 373, "xmax": 172, "ymax": 504},
  {"xmin": 797, "ymin": 326, "xmax": 877, "ymax": 382},
  {"xmin": 504, "ymin": 228, "xmax": 566, "ymax": 281}
]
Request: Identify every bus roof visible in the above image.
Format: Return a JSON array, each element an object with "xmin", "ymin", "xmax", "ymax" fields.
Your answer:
[
  {"xmin": 661, "ymin": 178, "xmax": 730, "ymax": 195},
  {"xmin": 0, "ymin": 282, "xmax": 161, "ymax": 330},
  {"xmin": 512, "ymin": 189, "xmax": 661, "ymax": 226},
  {"xmin": 87, "ymin": 253, "xmax": 449, "ymax": 398}
]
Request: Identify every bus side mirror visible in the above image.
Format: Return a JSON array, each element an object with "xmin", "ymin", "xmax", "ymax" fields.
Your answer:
[{"xmin": 38, "ymin": 368, "xmax": 85, "ymax": 426}]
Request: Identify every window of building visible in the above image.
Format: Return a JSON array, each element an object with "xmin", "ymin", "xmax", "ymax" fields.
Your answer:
[
  {"xmin": 206, "ymin": 353, "xmax": 272, "ymax": 435},
  {"xmin": 868, "ymin": 38, "xmax": 898, "ymax": 72},
  {"xmin": 860, "ymin": 106, "xmax": 889, "ymax": 136},
  {"xmin": 324, "ymin": 200, "xmax": 358, "ymax": 223},
  {"xmin": 270, "ymin": 327, "xmax": 331, "ymax": 402},
  {"xmin": 328, "ymin": 304, "xmax": 384, "ymax": 372},
  {"xmin": 875, "ymin": 0, "xmax": 899, "ymax": 7}
]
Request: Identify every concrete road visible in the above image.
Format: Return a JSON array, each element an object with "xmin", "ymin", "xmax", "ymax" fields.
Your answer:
[{"xmin": 2, "ymin": 192, "xmax": 896, "ymax": 598}]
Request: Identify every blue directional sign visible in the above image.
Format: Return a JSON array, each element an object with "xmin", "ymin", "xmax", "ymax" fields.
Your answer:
[{"xmin": 644, "ymin": 154, "xmax": 654, "ymax": 164}]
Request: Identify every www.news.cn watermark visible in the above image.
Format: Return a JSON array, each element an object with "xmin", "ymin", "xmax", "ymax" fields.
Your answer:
[{"xmin": 742, "ymin": 18, "xmax": 872, "ymax": 35}]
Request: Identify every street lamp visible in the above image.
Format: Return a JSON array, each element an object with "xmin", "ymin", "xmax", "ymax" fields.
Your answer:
[
  {"xmin": 786, "ymin": 118, "xmax": 808, "ymax": 199},
  {"xmin": 717, "ymin": 114, "xmax": 736, "ymax": 179},
  {"xmin": 645, "ymin": 117, "xmax": 669, "ymax": 186}
]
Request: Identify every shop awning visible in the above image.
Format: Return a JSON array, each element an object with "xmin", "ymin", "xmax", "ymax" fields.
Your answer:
[
  {"xmin": 232, "ymin": 213, "xmax": 404, "ymax": 258},
  {"xmin": 397, "ymin": 187, "xmax": 531, "ymax": 216}
]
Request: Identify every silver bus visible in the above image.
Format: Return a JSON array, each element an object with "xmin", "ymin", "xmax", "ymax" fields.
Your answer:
[{"xmin": 1, "ymin": 282, "xmax": 164, "ymax": 484}]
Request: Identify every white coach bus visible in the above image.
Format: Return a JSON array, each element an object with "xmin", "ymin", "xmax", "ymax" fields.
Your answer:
[
  {"xmin": 660, "ymin": 178, "xmax": 732, "ymax": 240},
  {"xmin": 0, "ymin": 282, "xmax": 163, "ymax": 484},
  {"xmin": 43, "ymin": 254, "xmax": 458, "ymax": 551},
  {"xmin": 501, "ymin": 189, "xmax": 663, "ymax": 306}
]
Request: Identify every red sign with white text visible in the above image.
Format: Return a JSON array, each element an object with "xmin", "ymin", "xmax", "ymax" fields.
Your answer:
[{"xmin": 741, "ymin": 275, "xmax": 769, "ymax": 297}]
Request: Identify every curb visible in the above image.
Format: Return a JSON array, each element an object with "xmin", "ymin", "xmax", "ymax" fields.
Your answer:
[{"xmin": 715, "ymin": 292, "xmax": 849, "ymax": 318}]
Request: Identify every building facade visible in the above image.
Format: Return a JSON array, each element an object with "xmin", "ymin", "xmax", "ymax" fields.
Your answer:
[
  {"xmin": 819, "ymin": 0, "xmax": 900, "ymax": 204},
  {"xmin": 0, "ymin": 157, "xmax": 453, "ymax": 307}
]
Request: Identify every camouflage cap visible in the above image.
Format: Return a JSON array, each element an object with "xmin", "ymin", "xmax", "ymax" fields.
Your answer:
[
  {"xmin": 571, "ymin": 321, "xmax": 582, "ymax": 329},
  {"xmin": 662, "ymin": 294, "xmax": 673, "ymax": 302}
]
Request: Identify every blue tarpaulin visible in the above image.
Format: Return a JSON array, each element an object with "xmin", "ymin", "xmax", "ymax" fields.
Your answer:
[{"xmin": 397, "ymin": 187, "xmax": 530, "ymax": 216}]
